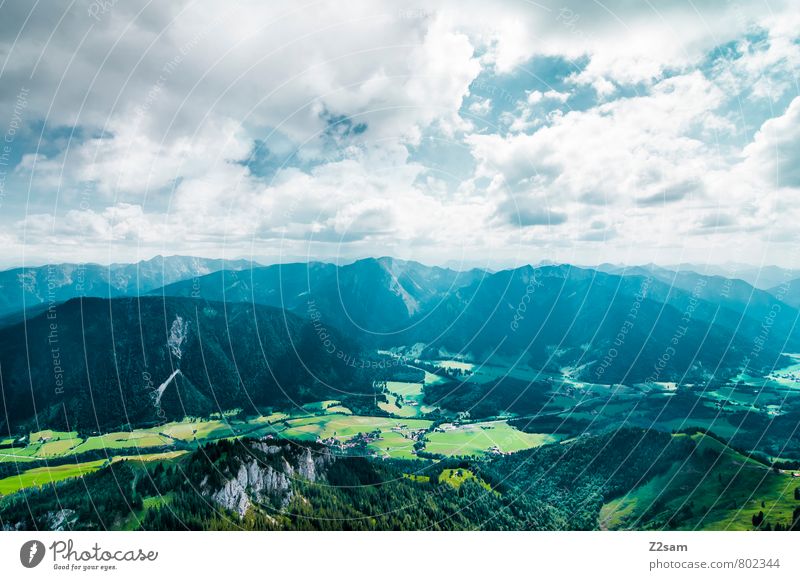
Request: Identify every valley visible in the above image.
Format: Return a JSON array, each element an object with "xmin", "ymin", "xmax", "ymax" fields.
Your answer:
[
  {"xmin": 2, "ymin": 351, "xmax": 798, "ymax": 531},
  {"xmin": 1, "ymin": 256, "xmax": 799, "ymax": 531}
]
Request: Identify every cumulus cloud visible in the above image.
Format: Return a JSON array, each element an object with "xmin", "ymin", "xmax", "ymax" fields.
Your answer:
[
  {"xmin": 742, "ymin": 96, "xmax": 800, "ymax": 189},
  {"xmin": 1, "ymin": 0, "xmax": 799, "ymax": 266},
  {"xmin": 711, "ymin": 11, "xmax": 800, "ymax": 102},
  {"xmin": 467, "ymin": 72, "xmax": 724, "ymax": 231}
]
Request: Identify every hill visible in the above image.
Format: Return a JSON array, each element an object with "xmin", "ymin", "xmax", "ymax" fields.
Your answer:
[
  {"xmin": 0, "ymin": 296, "xmax": 369, "ymax": 433},
  {"xmin": 0, "ymin": 427, "xmax": 708, "ymax": 531},
  {"xmin": 600, "ymin": 432, "xmax": 800, "ymax": 530}
]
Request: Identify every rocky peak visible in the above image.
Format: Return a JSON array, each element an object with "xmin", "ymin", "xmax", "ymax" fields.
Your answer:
[{"xmin": 208, "ymin": 439, "xmax": 334, "ymax": 519}]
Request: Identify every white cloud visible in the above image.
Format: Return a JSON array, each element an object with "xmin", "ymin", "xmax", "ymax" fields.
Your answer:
[
  {"xmin": 455, "ymin": 0, "xmax": 785, "ymax": 87},
  {"xmin": 1, "ymin": 1, "xmax": 482, "ymax": 149},
  {"xmin": 711, "ymin": 11, "xmax": 800, "ymax": 102},
  {"xmin": 26, "ymin": 117, "xmax": 251, "ymax": 198},
  {"xmin": 742, "ymin": 96, "xmax": 800, "ymax": 188},
  {"xmin": 502, "ymin": 89, "xmax": 572, "ymax": 133},
  {"xmin": 2, "ymin": 0, "xmax": 800, "ymax": 266},
  {"xmin": 527, "ymin": 90, "xmax": 569, "ymax": 105},
  {"xmin": 468, "ymin": 98, "xmax": 492, "ymax": 116},
  {"xmin": 467, "ymin": 71, "xmax": 731, "ymax": 242}
]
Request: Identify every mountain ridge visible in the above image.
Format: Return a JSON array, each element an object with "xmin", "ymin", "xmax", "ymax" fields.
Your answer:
[
  {"xmin": 0, "ymin": 255, "xmax": 256, "ymax": 321},
  {"xmin": 0, "ymin": 295, "xmax": 370, "ymax": 432}
]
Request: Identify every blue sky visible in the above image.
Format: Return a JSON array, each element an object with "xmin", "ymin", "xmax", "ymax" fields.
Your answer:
[{"xmin": 0, "ymin": 0, "xmax": 798, "ymax": 269}]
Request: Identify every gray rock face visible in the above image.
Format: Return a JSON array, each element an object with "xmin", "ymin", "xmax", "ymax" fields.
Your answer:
[
  {"xmin": 299, "ymin": 448, "xmax": 320, "ymax": 482},
  {"xmin": 253, "ymin": 442, "xmax": 283, "ymax": 455},
  {"xmin": 2, "ymin": 521, "xmax": 25, "ymax": 531},
  {"xmin": 209, "ymin": 440, "xmax": 334, "ymax": 519},
  {"xmin": 46, "ymin": 509, "xmax": 77, "ymax": 531}
]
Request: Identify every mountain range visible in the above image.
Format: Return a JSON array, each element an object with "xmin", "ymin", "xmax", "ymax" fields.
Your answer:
[
  {"xmin": 155, "ymin": 257, "xmax": 799, "ymax": 381},
  {"xmin": 1, "ymin": 255, "xmax": 798, "ymax": 432},
  {"xmin": 0, "ymin": 255, "xmax": 253, "ymax": 324}
]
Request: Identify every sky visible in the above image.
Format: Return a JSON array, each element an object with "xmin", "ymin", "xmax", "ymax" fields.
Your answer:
[{"xmin": 0, "ymin": 0, "xmax": 798, "ymax": 270}]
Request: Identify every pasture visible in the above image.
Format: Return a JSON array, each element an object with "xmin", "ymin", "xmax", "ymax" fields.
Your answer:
[
  {"xmin": 600, "ymin": 434, "xmax": 799, "ymax": 531},
  {"xmin": 281, "ymin": 414, "xmax": 431, "ymax": 441},
  {"xmin": 438, "ymin": 468, "xmax": 493, "ymax": 492},
  {"xmin": 424, "ymin": 421, "xmax": 558, "ymax": 456},
  {"xmin": 0, "ymin": 460, "xmax": 107, "ymax": 496},
  {"xmin": 72, "ymin": 431, "xmax": 172, "ymax": 454}
]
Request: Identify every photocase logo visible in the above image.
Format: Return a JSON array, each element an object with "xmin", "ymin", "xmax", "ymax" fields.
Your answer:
[{"xmin": 20, "ymin": 540, "xmax": 46, "ymax": 568}]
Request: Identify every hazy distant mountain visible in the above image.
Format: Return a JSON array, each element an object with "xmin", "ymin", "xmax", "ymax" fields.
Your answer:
[
  {"xmin": 616, "ymin": 267, "xmax": 800, "ymax": 345},
  {"xmin": 711, "ymin": 264, "xmax": 797, "ymax": 290},
  {"xmin": 398, "ymin": 265, "xmax": 796, "ymax": 382},
  {"xmin": 0, "ymin": 296, "xmax": 367, "ymax": 432},
  {"xmin": 597, "ymin": 262, "xmax": 797, "ymax": 291},
  {"xmin": 0, "ymin": 255, "xmax": 253, "ymax": 322},
  {"xmin": 598, "ymin": 263, "xmax": 799, "ymax": 338},
  {"xmin": 639, "ymin": 269, "xmax": 799, "ymax": 339},
  {"xmin": 768, "ymin": 278, "xmax": 800, "ymax": 309},
  {"xmin": 155, "ymin": 257, "xmax": 488, "ymax": 337},
  {"xmin": 658, "ymin": 263, "xmax": 795, "ymax": 290}
]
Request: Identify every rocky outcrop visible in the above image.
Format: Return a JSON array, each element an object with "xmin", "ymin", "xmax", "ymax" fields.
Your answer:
[
  {"xmin": 209, "ymin": 439, "xmax": 334, "ymax": 519},
  {"xmin": 280, "ymin": 447, "xmax": 329, "ymax": 483},
  {"xmin": 46, "ymin": 509, "xmax": 77, "ymax": 531}
]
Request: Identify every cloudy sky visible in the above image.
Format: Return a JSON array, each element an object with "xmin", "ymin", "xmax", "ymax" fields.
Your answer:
[{"xmin": 0, "ymin": 0, "xmax": 798, "ymax": 269}]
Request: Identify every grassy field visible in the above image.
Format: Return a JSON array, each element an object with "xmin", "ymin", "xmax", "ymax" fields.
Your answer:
[
  {"xmin": 264, "ymin": 409, "xmax": 436, "ymax": 458},
  {"xmin": 425, "ymin": 359, "xmax": 563, "ymax": 385},
  {"xmin": 0, "ymin": 460, "xmax": 107, "ymax": 496},
  {"xmin": 156, "ymin": 419, "xmax": 237, "ymax": 441},
  {"xmin": 379, "ymin": 380, "xmax": 437, "ymax": 417},
  {"xmin": 113, "ymin": 450, "xmax": 189, "ymax": 463},
  {"xmin": 3, "ymin": 420, "xmax": 240, "ymax": 464},
  {"xmin": 0, "ymin": 451, "xmax": 188, "ymax": 498},
  {"xmin": 0, "ymin": 447, "xmax": 44, "ymax": 463},
  {"xmin": 277, "ymin": 414, "xmax": 432, "ymax": 459},
  {"xmin": 302, "ymin": 400, "xmax": 342, "ymax": 413},
  {"xmin": 281, "ymin": 414, "xmax": 430, "ymax": 439},
  {"xmin": 434, "ymin": 360, "xmax": 475, "ymax": 373},
  {"xmin": 378, "ymin": 393, "xmax": 420, "ymax": 418},
  {"xmin": 0, "ymin": 407, "xmax": 431, "ymax": 495},
  {"xmin": 387, "ymin": 381, "xmax": 423, "ymax": 401},
  {"xmin": 1, "ymin": 404, "xmax": 365, "ymax": 470},
  {"xmin": 72, "ymin": 431, "xmax": 172, "ymax": 454},
  {"xmin": 600, "ymin": 434, "xmax": 799, "ymax": 530},
  {"xmin": 366, "ymin": 430, "xmax": 419, "ymax": 459},
  {"xmin": 438, "ymin": 468, "xmax": 494, "ymax": 492},
  {"xmin": 422, "ymin": 370, "xmax": 446, "ymax": 386},
  {"xmin": 21, "ymin": 430, "xmax": 83, "ymax": 457},
  {"xmin": 424, "ymin": 421, "xmax": 559, "ymax": 456},
  {"xmin": 37, "ymin": 438, "xmax": 82, "ymax": 456},
  {"xmin": 30, "ymin": 429, "xmax": 78, "ymax": 442}
]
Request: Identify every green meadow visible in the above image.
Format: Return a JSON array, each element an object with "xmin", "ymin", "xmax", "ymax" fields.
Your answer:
[
  {"xmin": 438, "ymin": 468, "xmax": 494, "ymax": 492},
  {"xmin": 0, "ymin": 460, "xmax": 107, "ymax": 496},
  {"xmin": 72, "ymin": 431, "xmax": 172, "ymax": 453},
  {"xmin": 600, "ymin": 434, "xmax": 799, "ymax": 531},
  {"xmin": 424, "ymin": 420, "xmax": 558, "ymax": 456},
  {"xmin": 0, "ymin": 450, "xmax": 189, "ymax": 498},
  {"xmin": 280, "ymin": 414, "xmax": 431, "ymax": 439},
  {"xmin": 378, "ymin": 380, "xmax": 433, "ymax": 417}
]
